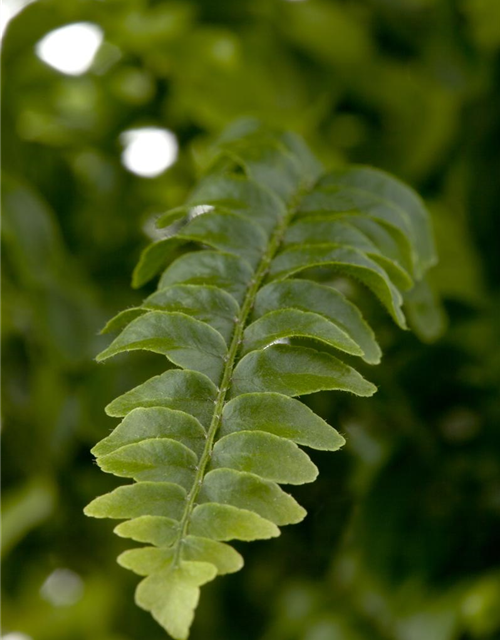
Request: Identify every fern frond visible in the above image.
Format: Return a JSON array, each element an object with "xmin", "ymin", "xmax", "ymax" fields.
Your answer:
[{"xmin": 85, "ymin": 120, "xmax": 437, "ymax": 639}]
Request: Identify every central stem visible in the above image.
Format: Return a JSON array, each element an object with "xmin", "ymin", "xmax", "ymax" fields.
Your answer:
[{"xmin": 172, "ymin": 186, "xmax": 308, "ymax": 566}]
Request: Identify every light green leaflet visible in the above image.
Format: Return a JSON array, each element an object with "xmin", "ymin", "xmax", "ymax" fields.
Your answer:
[{"xmin": 85, "ymin": 120, "xmax": 437, "ymax": 640}]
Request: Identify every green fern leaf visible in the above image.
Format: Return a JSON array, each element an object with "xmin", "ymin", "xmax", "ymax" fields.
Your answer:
[{"xmin": 85, "ymin": 121, "xmax": 437, "ymax": 639}]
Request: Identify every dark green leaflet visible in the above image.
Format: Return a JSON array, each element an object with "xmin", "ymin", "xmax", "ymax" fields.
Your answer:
[
  {"xmin": 102, "ymin": 285, "xmax": 239, "ymax": 344},
  {"xmin": 319, "ymin": 167, "xmax": 435, "ymax": 275},
  {"xmin": 133, "ymin": 209, "xmax": 268, "ymax": 288},
  {"xmin": 158, "ymin": 250, "xmax": 253, "ymax": 305},
  {"xmin": 97, "ymin": 311, "xmax": 228, "ymax": 383},
  {"xmin": 268, "ymin": 244, "xmax": 407, "ymax": 327},
  {"xmin": 230, "ymin": 344, "xmax": 376, "ymax": 397},
  {"xmin": 241, "ymin": 308, "xmax": 364, "ymax": 358},
  {"xmin": 283, "ymin": 217, "xmax": 413, "ymax": 291},
  {"xmin": 85, "ymin": 121, "xmax": 436, "ymax": 640},
  {"xmin": 252, "ymin": 280, "xmax": 381, "ymax": 364}
]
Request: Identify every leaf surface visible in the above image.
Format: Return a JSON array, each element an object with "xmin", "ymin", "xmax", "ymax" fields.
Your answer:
[
  {"xmin": 92, "ymin": 407, "xmax": 206, "ymax": 458},
  {"xmin": 105, "ymin": 370, "xmax": 217, "ymax": 427},
  {"xmin": 102, "ymin": 285, "xmax": 239, "ymax": 344},
  {"xmin": 254, "ymin": 279, "xmax": 381, "ymax": 364},
  {"xmin": 221, "ymin": 392, "xmax": 345, "ymax": 451},
  {"xmin": 211, "ymin": 431, "xmax": 318, "ymax": 484},
  {"xmin": 96, "ymin": 311, "xmax": 227, "ymax": 383},
  {"xmin": 135, "ymin": 561, "xmax": 217, "ymax": 640},
  {"xmin": 199, "ymin": 468, "xmax": 306, "ymax": 525},
  {"xmin": 96, "ymin": 438, "xmax": 197, "ymax": 488},
  {"xmin": 231, "ymin": 344, "xmax": 377, "ymax": 397},
  {"xmin": 84, "ymin": 482, "xmax": 186, "ymax": 520},
  {"xmin": 269, "ymin": 244, "xmax": 406, "ymax": 327},
  {"xmin": 114, "ymin": 516, "xmax": 179, "ymax": 546},
  {"xmin": 242, "ymin": 308, "xmax": 363, "ymax": 357},
  {"xmin": 159, "ymin": 250, "xmax": 253, "ymax": 305},
  {"xmin": 190, "ymin": 503, "xmax": 280, "ymax": 541}
]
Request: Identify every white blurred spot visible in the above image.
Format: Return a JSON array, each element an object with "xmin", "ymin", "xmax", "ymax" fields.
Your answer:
[
  {"xmin": 35, "ymin": 23, "xmax": 103, "ymax": 75},
  {"xmin": 40, "ymin": 568, "xmax": 84, "ymax": 607},
  {"xmin": 1, "ymin": 634, "xmax": 33, "ymax": 640},
  {"xmin": 120, "ymin": 127, "xmax": 178, "ymax": 178},
  {"xmin": 1, "ymin": 0, "xmax": 38, "ymax": 39},
  {"xmin": 189, "ymin": 205, "xmax": 214, "ymax": 219}
]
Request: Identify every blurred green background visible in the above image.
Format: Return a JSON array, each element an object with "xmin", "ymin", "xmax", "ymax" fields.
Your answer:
[{"xmin": 2, "ymin": 0, "xmax": 500, "ymax": 639}]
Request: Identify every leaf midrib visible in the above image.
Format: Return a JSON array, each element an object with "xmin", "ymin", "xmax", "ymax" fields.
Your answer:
[{"xmin": 171, "ymin": 181, "xmax": 312, "ymax": 567}]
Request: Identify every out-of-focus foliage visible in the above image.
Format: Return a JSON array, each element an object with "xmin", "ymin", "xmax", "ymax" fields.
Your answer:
[{"xmin": 1, "ymin": 1, "xmax": 499, "ymax": 639}]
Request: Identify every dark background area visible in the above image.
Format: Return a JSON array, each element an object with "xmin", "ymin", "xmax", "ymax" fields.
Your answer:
[{"xmin": 2, "ymin": 0, "xmax": 500, "ymax": 638}]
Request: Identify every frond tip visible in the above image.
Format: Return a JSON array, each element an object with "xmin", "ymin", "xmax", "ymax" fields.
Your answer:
[{"xmin": 85, "ymin": 120, "xmax": 437, "ymax": 639}]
